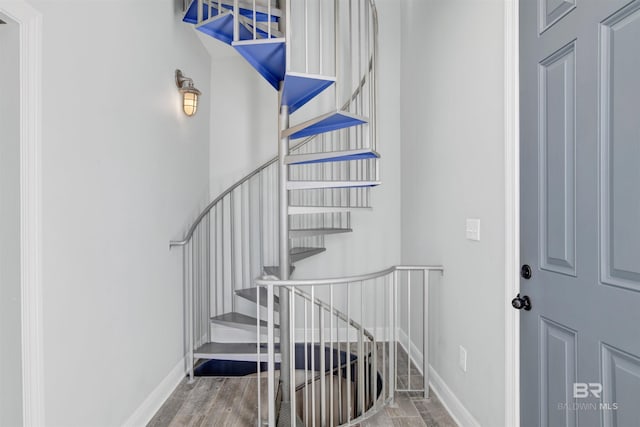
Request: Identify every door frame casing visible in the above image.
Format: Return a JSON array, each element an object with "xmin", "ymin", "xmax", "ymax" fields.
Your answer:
[
  {"xmin": 504, "ymin": 0, "xmax": 520, "ymax": 426},
  {"xmin": 0, "ymin": 1, "xmax": 44, "ymax": 425}
]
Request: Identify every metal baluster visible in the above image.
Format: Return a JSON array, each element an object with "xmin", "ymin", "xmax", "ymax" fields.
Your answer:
[
  {"xmin": 320, "ymin": 297, "xmax": 326, "ymax": 426},
  {"xmin": 259, "ymin": 173, "xmax": 264, "ymax": 271},
  {"xmin": 285, "ymin": 0, "xmax": 291, "ymax": 68},
  {"xmin": 241, "ymin": 185, "xmax": 246, "ymax": 291},
  {"xmin": 370, "ymin": 278, "xmax": 377, "ymax": 407},
  {"xmin": 358, "ymin": 281, "xmax": 365, "ymax": 416},
  {"xmin": 408, "ymin": 271, "xmax": 411, "ymax": 388},
  {"xmin": 346, "ymin": 284, "xmax": 351, "ymax": 422},
  {"xmin": 311, "ymin": 287, "xmax": 316, "ymax": 427},
  {"xmin": 267, "ymin": 0, "xmax": 272, "ymax": 39},
  {"xmin": 392, "ymin": 269, "xmax": 398, "ymax": 401},
  {"xmin": 305, "ymin": 0, "xmax": 309, "ymax": 72},
  {"xmin": 207, "ymin": 215, "xmax": 212, "ymax": 343},
  {"xmin": 357, "ymin": 0, "xmax": 363, "ymax": 155},
  {"xmin": 290, "ymin": 288, "xmax": 297, "ymax": 426},
  {"xmin": 230, "ymin": 192, "xmax": 236, "ymax": 311},
  {"xmin": 329, "ymin": 285, "xmax": 335, "ymax": 424},
  {"xmin": 266, "ymin": 284, "xmax": 276, "ymax": 426},
  {"xmin": 253, "ymin": 0, "xmax": 257, "ymax": 40},
  {"xmin": 334, "ymin": 0, "xmax": 340, "ymax": 109},
  {"xmin": 221, "ymin": 198, "xmax": 225, "ymax": 313},
  {"xmin": 304, "ymin": 298, "xmax": 309, "ymax": 425},
  {"xmin": 423, "ymin": 269, "xmax": 430, "ymax": 398},
  {"xmin": 188, "ymin": 240, "xmax": 194, "ymax": 383},
  {"xmin": 337, "ymin": 289, "xmax": 343, "ymax": 424},
  {"xmin": 233, "ymin": 0, "xmax": 239, "ymax": 42},
  {"xmin": 248, "ymin": 181, "xmax": 254, "ymax": 283},
  {"xmin": 215, "ymin": 206, "xmax": 220, "ymax": 314},
  {"xmin": 319, "ymin": 0, "xmax": 323, "ymax": 74},
  {"xmin": 256, "ymin": 283, "xmax": 262, "ymax": 424},
  {"xmin": 194, "ymin": 224, "xmax": 199, "ymax": 349},
  {"xmin": 383, "ymin": 274, "xmax": 388, "ymax": 402}
]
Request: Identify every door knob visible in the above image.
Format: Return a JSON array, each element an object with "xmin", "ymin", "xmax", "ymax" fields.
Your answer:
[
  {"xmin": 521, "ymin": 264, "xmax": 532, "ymax": 279},
  {"xmin": 511, "ymin": 294, "xmax": 532, "ymax": 311}
]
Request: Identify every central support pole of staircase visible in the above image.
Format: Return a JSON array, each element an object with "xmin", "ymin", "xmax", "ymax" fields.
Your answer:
[{"xmin": 278, "ymin": 91, "xmax": 292, "ymax": 419}]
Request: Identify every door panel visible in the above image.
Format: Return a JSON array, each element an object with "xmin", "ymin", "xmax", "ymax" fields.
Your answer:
[
  {"xmin": 540, "ymin": 318, "xmax": 578, "ymax": 427},
  {"xmin": 538, "ymin": 41, "xmax": 576, "ymax": 276},
  {"xmin": 520, "ymin": 0, "xmax": 640, "ymax": 426},
  {"xmin": 600, "ymin": 1, "xmax": 640, "ymax": 292},
  {"xmin": 539, "ymin": 0, "xmax": 577, "ymax": 33},
  {"xmin": 601, "ymin": 343, "xmax": 640, "ymax": 427}
]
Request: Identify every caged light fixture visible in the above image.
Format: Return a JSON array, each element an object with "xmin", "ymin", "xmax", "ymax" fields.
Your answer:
[{"xmin": 175, "ymin": 69, "xmax": 201, "ymax": 117}]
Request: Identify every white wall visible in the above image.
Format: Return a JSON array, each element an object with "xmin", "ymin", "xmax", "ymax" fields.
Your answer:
[
  {"xmin": 0, "ymin": 16, "xmax": 23, "ymax": 427},
  {"xmin": 400, "ymin": 1, "xmax": 506, "ymax": 426},
  {"xmin": 25, "ymin": 1, "xmax": 211, "ymax": 425},
  {"xmin": 208, "ymin": 52, "xmax": 277, "ymax": 198}
]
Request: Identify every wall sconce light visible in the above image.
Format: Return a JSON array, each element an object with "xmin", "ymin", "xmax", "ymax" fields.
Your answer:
[{"xmin": 175, "ymin": 69, "xmax": 201, "ymax": 117}]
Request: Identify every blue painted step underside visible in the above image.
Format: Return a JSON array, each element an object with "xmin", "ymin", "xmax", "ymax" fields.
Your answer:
[
  {"xmin": 281, "ymin": 73, "xmax": 335, "ymax": 114},
  {"xmin": 233, "ymin": 39, "xmax": 286, "ymax": 89},
  {"xmin": 184, "ymin": 0, "xmax": 279, "ymax": 25},
  {"xmin": 288, "ymin": 151, "xmax": 379, "ymax": 165},
  {"xmin": 286, "ymin": 112, "xmax": 367, "ymax": 140},
  {"xmin": 196, "ymin": 13, "xmax": 253, "ymax": 45}
]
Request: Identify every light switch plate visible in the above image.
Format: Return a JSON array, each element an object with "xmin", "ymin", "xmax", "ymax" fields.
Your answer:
[
  {"xmin": 459, "ymin": 345, "xmax": 468, "ymax": 372},
  {"xmin": 466, "ymin": 218, "xmax": 480, "ymax": 241}
]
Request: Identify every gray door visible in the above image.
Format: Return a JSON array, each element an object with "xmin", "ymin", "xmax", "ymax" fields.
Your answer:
[{"xmin": 520, "ymin": 0, "xmax": 640, "ymax": 426}]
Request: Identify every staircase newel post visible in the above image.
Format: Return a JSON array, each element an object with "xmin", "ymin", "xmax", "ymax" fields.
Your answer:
[{"xmin": 278, "ymin": 88, "xmax": 292, "ymax": 414}]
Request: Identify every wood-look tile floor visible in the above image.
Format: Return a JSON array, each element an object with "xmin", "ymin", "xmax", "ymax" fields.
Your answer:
[
  {"xmin": 149, "ymin": 346, "xmax": 457, "ymax": 427},
  {"xmin": 148, "ymin": 379, "xmax": 457, "ymax": 427}
]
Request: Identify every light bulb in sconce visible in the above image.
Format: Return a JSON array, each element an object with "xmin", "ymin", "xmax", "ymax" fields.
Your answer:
[{"xmin": 175, "ymin": 69, "xmax": 201, "ymax": 117}]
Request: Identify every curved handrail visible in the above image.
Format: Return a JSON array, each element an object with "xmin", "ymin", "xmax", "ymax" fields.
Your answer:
[
  {"xmin": 257, "ymin": 263, "xmax": 442, "ymax": 426},
  {"xmin": 170, "ymin": 2, "xmax": 379, "ymax": 248},
  {"xmin": 256, "ymin": 265, "xmax": 443, "ymax": 287}
]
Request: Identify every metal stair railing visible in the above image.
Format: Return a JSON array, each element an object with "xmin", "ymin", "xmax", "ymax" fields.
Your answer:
[
  {"xmin": 169, "ymin": 131, "xmax": 373, "ymax": 384},
  {"xmin": 255, "ymin": 266, "xmax": 444, "ymax": 426},
  {"xmin": 175, "ymin": 0, "xmax": 381, "ymax": 400},
  {"xmin": 169, "ymin": 134, "xmax": 347, "ymax": 382}
]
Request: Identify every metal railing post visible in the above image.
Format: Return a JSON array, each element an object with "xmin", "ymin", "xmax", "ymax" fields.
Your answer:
[
  {"xmin": 267, "ymin": 284, "xmax": 276, "ymax": 426},
  {"xmin": 278, "ymin": 86, "xmax": 292, "ymax": 409},
  {"xmin": 423, "ymin": 269, "xmax": 430, "ymax": 398},
  {"xmin": 233, "ymin": 0, "xmax": 239, "ymax": 42}
]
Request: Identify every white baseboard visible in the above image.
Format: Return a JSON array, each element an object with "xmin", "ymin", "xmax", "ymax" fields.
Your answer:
[
  {"xmin": 122, "ymin": 357, "xmax": 186, "ymax": 427},
  {"xmin": 397, "ymin": 329, "xmax": 481, "ymax": 427},
  {"xmin": 397, "ymin": 329, "xmax": 425, "ymax": 374},
  {"xmin": 429, "ymin": 366, "xmax": 481, "ymax": 427}
]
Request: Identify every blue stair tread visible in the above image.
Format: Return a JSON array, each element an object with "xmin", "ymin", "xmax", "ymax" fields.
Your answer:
[
  {"xmin": 184, "ymin": 0, "xmax": 279, "ymax": 24},
  {"xmin": 196, "ymin": 13, "xmax": 253, "ymax": 45},
  {"xmin": 285, "ymin": 148, "xmax": 380, "ymax": 165},
  {"xmin": 281, "ymin": 73, "xmax": 336, "ymax": 114},
  {"xmin": 283, "ymin": 111, "xmax": 368, "ymax": 140},
  {"xmin": 233, "ymin": 39, "xmax": 286, "ymax": 89}
]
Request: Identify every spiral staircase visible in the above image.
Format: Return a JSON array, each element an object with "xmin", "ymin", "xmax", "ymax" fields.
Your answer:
[{"xmin": 171, "ymin": 1, "xmax": 437, "ymax": 425}]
